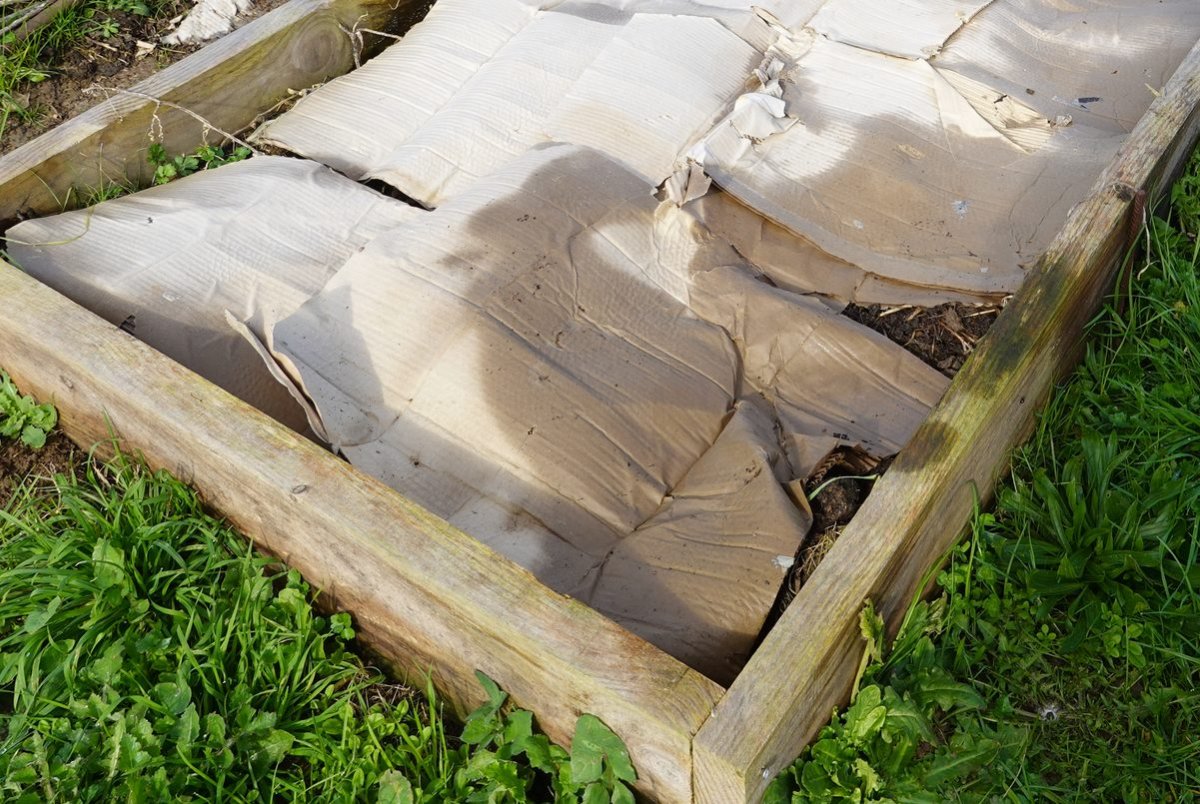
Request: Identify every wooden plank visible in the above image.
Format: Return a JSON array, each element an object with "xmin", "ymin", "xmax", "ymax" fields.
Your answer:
[
  {"xmin": 6, "ymin": 0, "xmax": 81, "ymax": 42},
  {"xmin": 0, "ymin": 263, "xmax": 724, "ymax": 803},
  {"xmin": 693, "ymin": 38, "xmax": 1200, "ymax": 804},
  {"xmin": 0, "ymin": 0, "xmax": 417, "ymax": 222}
]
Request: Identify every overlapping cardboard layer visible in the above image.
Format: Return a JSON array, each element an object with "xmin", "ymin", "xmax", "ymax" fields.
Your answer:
[
  {"xmin": 253, "ymin": 0, "xmax": 767, "ymax": 207},
  {"xmin": 254, "ymin": 0, "xmax": 1200, "ymax": 304},
  {"xmin": 5, "ymin": 158, "xmax": 418, "ymax": 432},
  {"xmin": 10, "ymin": 0, "xmax": 1198, "ymax": 681},
  {"xmin": 694, "ymin": 0, "xmax": 1200, "ymax": 299},
  {"xmin": 268, "ymin": 144, "xmax": 947, "ymax": 681},
  {"xmin": 3, "ymin": 145, "xmax": 947, "ymax": 681}
]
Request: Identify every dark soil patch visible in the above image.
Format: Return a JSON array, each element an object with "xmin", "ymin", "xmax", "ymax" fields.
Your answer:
[
  {"xmin": 4, "ymin": 14, "xmax": 191, "ymax": 153},
  {"xmin": 757, "ymin": 447, "xmax": 888, "ymax": 642},
  {"xmin": 845, "ymin": 302, "xmax": 1004, "ymax": 378},
  {"xmin": 787, "ymin": 449, "xmax": 883, "ymax": 602},
  {"xmin": 2, "ymin": 0, "xmax": 290, "ymax": 154},
  {"xmin": 0, "ymin": 431, "xmax": 77, "ymax": 509}
]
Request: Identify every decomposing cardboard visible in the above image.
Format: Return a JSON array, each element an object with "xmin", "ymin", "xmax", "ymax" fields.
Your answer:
[
  {"xmin": 10, "ymin": 0, "xmax": 1195, "ymax": 682},
  {"xmin": 255, "ymin": 0, "xmax": 1200, "ymax": 306},
  {"xmin": 5, "ymin": 157, "xmax": 418, "ymax": 432},
  {"xmin": 685, "ymin": 190, "xmax": 1003, "ymax": 306},
  {"xmin": 268, "ymin": 144, "xmax": 947, "ymax": 681},
  {"xmin": 693, "ymin": 0, "xmax": 1200, "ymax": 298}
]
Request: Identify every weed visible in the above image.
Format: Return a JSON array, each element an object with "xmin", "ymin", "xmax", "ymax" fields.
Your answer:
[
  {"xmin": 457, "ymin": 671, "xmax": 637, "ymax": 803},
  {"xmin": 0, "ymin": 417, "xmax": 638, "ymax": 801},
  {"xmin": 0, "ymin": 371, "xmax": 56, "ymax": 448},
  {"xmin": 147, "ymin": 142, "xmax": 252, "ymax": 184},
  {"xmin": 0, "ymin": 37, "xmax": 50, "ymax": 137},
  {"xmin": 764, "ymin": 595, "xmax": 1009, "ymax": 802},
  {"xmin": 86, "ymin": 16, "xmax": 120, "ymax": 39},
  {"xmin": 1, "ymin": 0, "xmax": 179, "ymax": 141}
]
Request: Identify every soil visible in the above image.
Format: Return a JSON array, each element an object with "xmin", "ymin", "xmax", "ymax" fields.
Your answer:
[
  {"xmin": 760, "ymin": 301, "xmax": 1004, "ymax": 633},
  {"xmin": 0, "ymin": 431, "xmax": 77, "ymax": 509},
  {"xmin": 845, "ymin": 301, "xmax": 1004, "ymax": 378},
  {"xmin": 2, "ymin": 0, "xmax": 291, "ymax": 154}
]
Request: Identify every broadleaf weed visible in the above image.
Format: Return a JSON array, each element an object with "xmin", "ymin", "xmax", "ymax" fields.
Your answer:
[{"xmin": 0, "ymin": 422, "xmax": 639, "ymax": 801}]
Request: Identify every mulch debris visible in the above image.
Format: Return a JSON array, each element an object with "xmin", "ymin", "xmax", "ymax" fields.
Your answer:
[
  {"xmin": 761, "ymin": 300, "xmax": 1006, "ymax": 633},
  {"xmin": 845, "ymin": 301, "xmax": 1004, "ymax": 378}
]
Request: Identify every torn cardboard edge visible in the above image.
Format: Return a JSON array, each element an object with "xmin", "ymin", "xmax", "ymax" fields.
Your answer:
[
  {"xmin": 253, "ymin": 0, "xmax": 1200, "ymax": 306},
  {"xmin": 690, "ymin": 0, "xmax": 1200, "ymax": 294},
  {"xmin": 264, "ymin": 143, "xmax": 948, "ymax": 681},
  {"xmin": 5, "ymin": 157, "xmax": 418, "ymax": 434}
]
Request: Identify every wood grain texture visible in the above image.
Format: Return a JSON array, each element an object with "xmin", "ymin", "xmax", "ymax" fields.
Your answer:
[
  {"xmin": 0, "ymin": 0, "xmax": 412, "ymax": 222},
  {"xmin": 693, "ymin": 38, "xmax": 1200, "ymax": 804},
  {"xmin": 0, "ymin": 263, "xmax": 724, "ymax": 803},
  {"xmin": 9, "ymin": 0, "xmax": 81, "ymax": 42}
]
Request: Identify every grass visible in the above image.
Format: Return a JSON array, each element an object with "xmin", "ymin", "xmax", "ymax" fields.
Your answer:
[
  {"xmin": 1, "ymin": 0, "xmax": 181, "ymax": 141},
  {"xmin": 0, "ymin": 446, "xmax": 638, "ymax": 802},
  {"xmin": 768, "ymin": 153, "xmax": 1200, "ymax": 801},
  {"xmin": 0, "ymin": 454, "xmax": 457, "ymax": 800}
]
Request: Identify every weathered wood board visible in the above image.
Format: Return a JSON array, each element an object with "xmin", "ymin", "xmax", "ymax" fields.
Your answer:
[
  {"xmin": 692, "ymin": 37, "xmax": 1200, "ymax": 803},
  {"xmin": 0, "ymin": 0, "xmax": 421, "ymax": 222},
  {"xmin": 2, "ymin": 1, "xmax": 1200, "ymax": 800},
  {"xmin": 0, "ymin": 261, "xmax": 724, "ymax": 803}
]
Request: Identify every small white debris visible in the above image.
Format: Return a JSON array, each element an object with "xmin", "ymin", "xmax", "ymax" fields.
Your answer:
[
  {"xmin": 773, "ymin": 554, "xmax": 795, "ymax": 570},
  {"xmin": 1053, "ymin": 114, "xmax": 1073, "ymax": 127},
  {"xmin": 162, "ymin": 0, "xmax": 253, "ymax": 45},
  {"xmin": 953, "ymin": 199, "xmax": 970, "ymax": 218},
  {"xmin": 135, "ymin": 40, "xmax": 156, "ymax": 59}
]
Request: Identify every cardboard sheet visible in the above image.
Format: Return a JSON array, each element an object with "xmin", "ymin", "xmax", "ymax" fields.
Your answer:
[
  {"xmin": 692, "ymin": 0, "xmax": 1200, "ymax": 298},
  {"xmin": 251, "ymin": 0, "xmax": 1199, "ymax": 306},
  {"xmin": 4, "ymin": 145, "xmax": 947, "ymax": 677},
  {"xmin": 252, "ymin": 0, "xmax": 768, "ymax": 207},
  {"xmin": 268, "ymin": 144, "xmax": 947, "ymax": 679},
  {"xmin": 686, "ymin": 189, "xmax": 1005, "ymax": 306},
  {"xmin": 4, "ymin": 157, "xmax": 418, "ymax": 432}
]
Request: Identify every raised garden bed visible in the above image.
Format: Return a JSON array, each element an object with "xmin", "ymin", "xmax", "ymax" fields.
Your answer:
[{"xmin": 2, "ymin": 2, "xmax": 1200, "ymax": 801}]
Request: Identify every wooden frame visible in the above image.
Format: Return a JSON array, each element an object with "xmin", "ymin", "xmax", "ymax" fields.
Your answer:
[
  {"xmin": 0, "ymin": 0, "xmax": 418, "ymax": 223},
  {"xmin": 2, "ymin": 3, "xmax": 1199, "ymax": 800}
]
